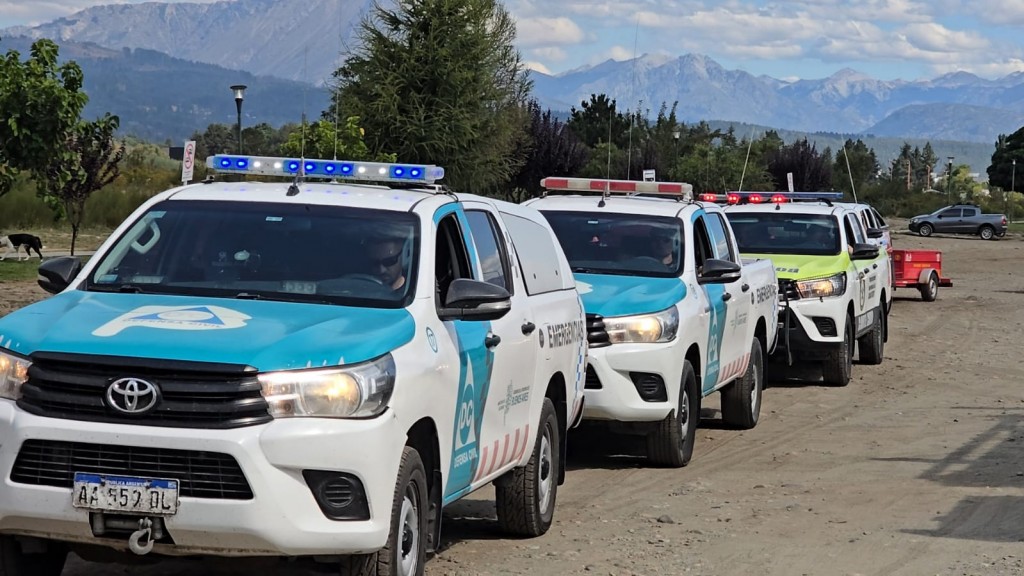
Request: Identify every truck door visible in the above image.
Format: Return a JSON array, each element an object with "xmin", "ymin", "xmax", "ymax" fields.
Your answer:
[
  {"xmin": 935, "ymin": 208, "xmax": 962, "ymax": 233},
  {"xmin": 693, "ymin": 214, "xmax": 737, "ymax": 393},
  {"xmin": 462, "ymin": 205, "xmax": 536, "ymax": 488},
  {"xmin": 844, "ymin": 213, "xmax": 878, "ymax": 326},
  {"xmin": 702, "ymin": 212, "xmax": 748, "ymax": 387}
]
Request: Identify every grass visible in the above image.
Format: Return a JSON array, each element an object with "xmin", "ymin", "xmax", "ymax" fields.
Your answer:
[
  {"xmin": 0, "ymin": 260, "xmax": 41, "ymax": 282},
  {"xmin": 11, "ymin": 226, "xmax": 113, "ymax": 253},
  {"xmin": 1006, "ymin": 221, "xmax": 1024, "ymax": 233}
]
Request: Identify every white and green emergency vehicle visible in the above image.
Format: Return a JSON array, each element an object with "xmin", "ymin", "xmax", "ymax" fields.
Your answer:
[{"xmin": 721, "ymin": 192, "xmax": 892, "ymax": 386}]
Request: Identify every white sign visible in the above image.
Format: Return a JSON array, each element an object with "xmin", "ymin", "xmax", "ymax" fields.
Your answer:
[
  {"xmin": 181, "ymin": 140, "xmax": 196, "ymax": 183},
  {"xmin": 786, "ymin": 172, "xmax": 794, "ymax": 192},
  {"xmin": 93, "ymin": 305, "xmax": 252, "ymax": 337},
  {"xmin": 642, "ymin": 169, "xmax": 656, "ymax": 182}
]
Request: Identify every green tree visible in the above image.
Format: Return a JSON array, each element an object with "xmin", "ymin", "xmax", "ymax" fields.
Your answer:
[
  {"xmin": 832, "ymin": 138, "xmax": 878, "ymax": 197},
  {"xmin": 566, "ymin": 94, "xmax": 631, "ymax": 149},
  {"xmin": 280, "ymin": 116, "xmax": 393, "ymax": 162},
  {"xmin": 511, "ymin": 100, "xmax": 588, "ymax": 199},
  {"xmin": 766, "ymin": 138, "xmax": 832, "ymax": 192},
  {"xmin": 0, "ymin": 38, "xmax": 89, "ymax": 198},
  {"xmin": 988, "ymin": 125, "xmax": 1024, "ymax": 192},
  {"xmin": 331, "ymin": 0, "xmax": 531, "ymax": 193},
  {"xmin": 42, "ymin": 115, "xmax": 126, "ymax": 254}
]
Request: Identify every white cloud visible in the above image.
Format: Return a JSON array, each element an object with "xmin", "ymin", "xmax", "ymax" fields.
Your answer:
[
  {"xmin": 529, "ymin": 46, "xmax": 568, "ymax": 62},
  {"xmin": 516, "ymin": 16, "xmax": 584, "ymax": 47},
  {"xmin": 524, "ymin": 61, "xmax": 552, "ymax": 75}
]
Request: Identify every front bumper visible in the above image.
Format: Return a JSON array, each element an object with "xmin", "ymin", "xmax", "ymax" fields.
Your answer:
[
  {"xmin": 0, "ymin": 401, "xmax": 405, "ymax": 557},
  {"xmin": 581, "ymin": 341, "xmax": 683, "ymax": 422},
  {"xmin": 773, "ymin": 299, "xmax": 845, "ymax": 362}
]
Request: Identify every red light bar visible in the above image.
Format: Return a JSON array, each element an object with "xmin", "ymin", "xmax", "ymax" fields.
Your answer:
[
  {"xmin": 700, "ymin": 193, "xmax": 718, "ymax": 202},
  {"xmin": 540, "ymin": 176, "xmax": 693, "ymax": 197},
  {"xmin": 726, "ymin": 193, "xmax": 740, "ymax": 204},
  {"xmin": 770, "ymin": 194, "xmax": 788, "ymax": 203},
  {"xmin": 748, "ymin": 193, "xmax": 764, "ymax": 203}
]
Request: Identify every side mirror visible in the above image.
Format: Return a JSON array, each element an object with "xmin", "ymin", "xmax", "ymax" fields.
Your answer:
[
  {"xmin": 850, "ymin": 243, "xmax": 879, "ymax": 260},
  {"xmin": 37, "ymin": 256, "xmax": 82, "ymax": 295},
  {"xmin": 866, "ymin": 228, "xmax": 884, "ymax": 239},
  {"xmin": 438, "ymin": 278, "xmax": 511, "ymax": 321},
  {"xmin": 698, "ymin": 258, "xmax": 742, "ymax": 284}
]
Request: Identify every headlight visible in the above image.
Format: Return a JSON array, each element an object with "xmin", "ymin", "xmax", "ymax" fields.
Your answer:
[
  {"xmin": 0, "ymin": 348, "xmax": 30, "ymax": 400},
  {"xmin": 605, "ymin": 307, "xmax": 679, "ymax": 344},
  {"xmin": 795, "ymin": 273, "xmax": 847, "ymax": 299},
  {"xmin": 259, "ymin": 353, "xmax": 396, "ymax": 418}
]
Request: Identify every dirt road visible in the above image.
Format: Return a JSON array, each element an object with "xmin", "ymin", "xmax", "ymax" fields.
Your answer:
[{"xmin": 4, "ymin": 230, "xmax": 1023, "ymax": 575}]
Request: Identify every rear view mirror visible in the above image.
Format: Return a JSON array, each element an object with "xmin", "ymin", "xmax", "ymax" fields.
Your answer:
[
  {"xmin": 698, "ymin": 259, "xmax": 742, "ymax": 284},
  {"xmin": 438, "ymin": 278, "xmax": 511, "ymax": 321},
  {"xmin": 38, "ymin": 256, "xmax": 82, "ymax": 295},
  {"xmin": 866, "ymin": 228, "xmax": 884, "ymax": 239}
]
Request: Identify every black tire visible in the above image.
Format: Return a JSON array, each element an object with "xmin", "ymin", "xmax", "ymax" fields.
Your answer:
[
  {"xmin": 0, "ymin": 537, "xmax": 67, "ymax": 576},
  {"xmin": 720, "ymin": 337, "xmax": 763, "ymax": 430},
  {"xmin": 341, "ymin": 447, "xmax": 428, "ymax": 576},
  {"xmin": 495, "ymin": 397, "xmax": 559, "ymax": 537},
  {"xmin": 647, "ymin": 360, "xmax": 700, "ymax": 467},
  {"xmin": 979, "ymin": 225, "xmax": 995, "ymax": 240},
  {"xmin": 918, "ymin": 223, "xmax": 933, "ymax": 237},
  {"xmin": 857, "ymin": 305, "xmax": 885, "ymax": 365},
  {"xmin": 822, "ymin": 314, "xmax": 853, "ymax": 386},
  {"xmin": 920, "ymin": 272, "xmax": 939, "ymax": 302}
]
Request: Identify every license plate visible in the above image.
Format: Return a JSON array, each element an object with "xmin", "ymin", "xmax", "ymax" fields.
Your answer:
[{"xmin": 72, "ymin": 473, "xmax": 179, "ymax": 515}]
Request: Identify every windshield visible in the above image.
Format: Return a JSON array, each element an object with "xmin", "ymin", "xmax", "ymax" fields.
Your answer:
[
  {"xmin": 540, "ymin": 210, "xmax": 684, "ymax": 277},
  {"xmin": 726, "ymin": 212, "xmax": 841, "ymax": 256},
  {"xmin": 86, "ymin": 200, "xmax": 419, "ymax": 308}
]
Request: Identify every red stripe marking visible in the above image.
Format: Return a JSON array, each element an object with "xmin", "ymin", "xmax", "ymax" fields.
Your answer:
[
  {"xmin": 486, "ymin": 439, "xmax": 500, "ymax": 476},
  {"xmin": 475, "ymin": 445, "xmax": 489, "ymax": 482},
  {"xmin": 499, "ymin": 433, "xmax": 511, "ymax": 469},
  {"xmin": 510, "ymin": 428, "xmax": 522, "ymax": 467},
  {"xmin": 517, "ymin": 425, "xmax": 531, "ymax": 460}
]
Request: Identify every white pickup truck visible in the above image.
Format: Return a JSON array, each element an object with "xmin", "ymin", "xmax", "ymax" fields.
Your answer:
[{"xmin": 526, "ymin": 178, "xmax": 779, "ymax": 467}]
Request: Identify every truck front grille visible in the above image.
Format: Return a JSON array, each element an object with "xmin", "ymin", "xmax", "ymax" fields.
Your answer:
[
  {"xmin": 585, "ymin": 314, "xmax": 610, "ymax": 348},
  {"xmin": 778, "ymin": 279, "xmax": 800, "ymax": 301},
  {"xmin": 19, "ymin": 352, "xmax": 272, "ymax": 429},
  {"xmin": 11, "ymin": 439, "xmax": 253, "ymax": 500}
]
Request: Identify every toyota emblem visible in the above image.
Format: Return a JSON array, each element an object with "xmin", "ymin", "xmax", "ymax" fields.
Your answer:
[{"xmin": 106, "ymin": 378, "xmax": 160, "ymax": 415}]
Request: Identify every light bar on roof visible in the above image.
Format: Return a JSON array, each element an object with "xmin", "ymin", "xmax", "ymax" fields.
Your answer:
[
  {"xmin": 205, "ymin": 155, "xmax": 445, "ymax": 184},
  {"xmin": 700, "ymin": 191, "xmax": 844, "ymax": 204},
  {"xmin": 540, "ymin": 176, "xmax": 693, "ymax": 196}
]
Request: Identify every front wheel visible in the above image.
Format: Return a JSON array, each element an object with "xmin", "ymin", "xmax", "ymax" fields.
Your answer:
[
  {"xmin": 0, "ymin": 537, "xmax": 68, "ymax": 576},
  {"xmin": 822, "ymin": 314, "xmax": 853, "ymax": 386},
  {"xmin": 918, "ymin": 223, "xmax": 933, "ymax": 237},
  {"xmin": 495, "ymin": 397, "xmax": 559, "ymax": 537},
  {"xmin": 857, "ymin": 306, "xmax": 885, "ymax": 365},
  {"xmin": 720, "ymin": 337, "xmax": 763, "ymax": 429},
  {"xmin": 647, "ymin": 360, "xmax": 700, "ymax": 467},
  {"xmin": 341, "ymin": 447, "xmax": 428, "ymax": 576}
]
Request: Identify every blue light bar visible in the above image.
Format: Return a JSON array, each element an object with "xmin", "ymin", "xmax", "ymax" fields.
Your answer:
[{"xmin": 205, "ymin": 155, "xmax": 445, "ymax": 184}]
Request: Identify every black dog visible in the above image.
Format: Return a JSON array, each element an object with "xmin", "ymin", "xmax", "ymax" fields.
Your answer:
[{"xmin": 0, "ymin": 234, "xmax": 44, "ymax": 261}]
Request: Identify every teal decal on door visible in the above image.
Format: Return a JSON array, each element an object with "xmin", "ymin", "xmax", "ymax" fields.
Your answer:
[
  {"xmin": 444, "ymin": 320, "xmax": 495, "ymax": 503},
  {"xmin": 701, "ymin": 283, "xmax": 728, "ymax": 393}
]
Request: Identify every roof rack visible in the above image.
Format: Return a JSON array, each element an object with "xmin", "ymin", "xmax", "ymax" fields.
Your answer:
[{"xmin": 205, "ymin": 155, "xmax": 447, "ymax": 188}]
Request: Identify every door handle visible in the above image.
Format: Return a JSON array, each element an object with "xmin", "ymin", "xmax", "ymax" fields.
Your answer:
[
  {"xmin": 521, "ymin": 321, "xmax": 536, "ymax": 335},
  {"xmin": 722, "ymin": 292, "xmax": 732, "ymax": 302},
  {"xmin": 484, "ymin": 333, "xmax": 501, "ymax": 348},
  {"xmin": 741, "ymin": 283, "xmax": 750, "ymax": 292}
]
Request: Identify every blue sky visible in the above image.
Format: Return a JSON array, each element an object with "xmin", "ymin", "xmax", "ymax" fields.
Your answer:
[{"xmin": 3, "ymin": 0, "xmax": 1024, "ymax": 81}]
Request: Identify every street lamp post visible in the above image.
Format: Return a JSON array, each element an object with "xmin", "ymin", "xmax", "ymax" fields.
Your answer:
[
  {"xmin": 946, "ymin": 156, "xmax": 954, "ymax": 203},
  {"xmin": 1012, "ymin": 159, "xmax": 1017, "ymax": 222},
  {"xmin": 230, "ymin": 84, "xmax": 247, "ymax": 154}
]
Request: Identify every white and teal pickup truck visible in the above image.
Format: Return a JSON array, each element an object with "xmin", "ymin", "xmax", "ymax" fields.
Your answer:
[{"xmin": 526, "ymin": 177, "xmax": 779, "ymax": 468}]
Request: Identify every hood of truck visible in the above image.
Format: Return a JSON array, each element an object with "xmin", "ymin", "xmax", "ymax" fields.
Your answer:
[
  {"xmin": 574, "ymin": 273, "xmax": 686, "ymax": 318},
  {"xmin": 0, "ymin": 291, "xmax": 415, "ymax": 371},
  {"xmin": 741, "ymin": 253, "xmax": 849, "ymax": 281}
]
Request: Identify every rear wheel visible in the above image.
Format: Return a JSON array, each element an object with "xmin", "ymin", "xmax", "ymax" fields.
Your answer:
[
  {"xmin": 340, "ymin": 447, "xmax": 428, "ymax": 576},
  {"xmin": 495, "ymin": 397, "xmax": 559, "ymax": 537},
  {"xmin": 918, "ymin": 223, "xmax": 933, "ymax": 237},
  {"xmin": 979, "ymin": 225, "xmax": 995, "ymax": 240},
  {"xmin": 857, "ymin": 305, "xmax": 885, "ymax": 365},
  {"xmin": 822, "ymin": 314, "xmax": 853, "ymax": 386},
  {"xmin": 720, "ymin": 337, "xmax": 763, "ymax": 430},
  {"xmin": 920, "ymin": 272, "xmax": 939, "ymax": 302},
  {"xmin": 0, "ymin": 536, "xmax": 67, "ymax": 576},
  {"xmin": 647, "ymin": 360, "xmax": 700, "ymax": 467}
]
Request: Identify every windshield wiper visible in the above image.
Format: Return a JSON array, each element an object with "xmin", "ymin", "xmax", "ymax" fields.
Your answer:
[
  {"xmin": 89, "ymin": 284, "xmax": 145, "ymax": 293},
  {"xmin": 233, "ymin": 292, "xmax": 263, "ymax": 300}
]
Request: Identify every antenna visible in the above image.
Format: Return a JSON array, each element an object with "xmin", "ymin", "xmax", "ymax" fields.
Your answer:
[
  {"xmin": 737, "ymin": 126, "xmax": 756, "ymax": 192},
  {"xmin": 289, "ymin": 45, "xmax": 311, "ymax": 196},
  {"xmin": 625, "ymin": 16, "xmax": 640, "ymax": 181},
  {"xmin": 842, "ymin": 144, "xmax": 858, "ymax": 203},
  {"xmin": 601, "ymin": 108, "xmax": 612, "ymax": 207},
  {"xmin": 333, "ymin": 0, "xmax": 343, "ymax": 161}
]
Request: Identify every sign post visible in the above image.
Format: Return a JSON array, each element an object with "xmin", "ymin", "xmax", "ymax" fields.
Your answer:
[
  {"xmin": 181, "ymin": 140, "xmax": 196, "ymax": 184},
  {"xmin": 642, "ymin": 169, "xmax": 656, "ymax": 182}
]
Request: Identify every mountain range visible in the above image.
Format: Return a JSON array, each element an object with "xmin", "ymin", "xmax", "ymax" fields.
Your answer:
[{"xmin": 4, "ymin": 0, "xmax": 1023, "ymax": 174}]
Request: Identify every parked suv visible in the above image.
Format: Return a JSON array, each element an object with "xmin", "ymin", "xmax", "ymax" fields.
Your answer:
[
  {"xmin": 909, "ymin": 203, "xmax": 1007, "ymax": 240},
  {"xmin": 0, "ymin": 155, "xmax": 587, "ymax": 576}
]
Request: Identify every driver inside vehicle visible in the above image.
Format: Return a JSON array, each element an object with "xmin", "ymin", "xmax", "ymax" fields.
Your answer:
[
  {"xmin": 650, "ymin": 229, "xmax": 678, "ymax": 268},
  {"xmin": 368, "ymin": 234, "xmax": 407, "ymax": 291}
]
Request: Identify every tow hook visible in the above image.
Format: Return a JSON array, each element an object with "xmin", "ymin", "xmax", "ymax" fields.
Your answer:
[{"xmin": 128, "ymin": 517, "xmax": 155, "ymax": 556}]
